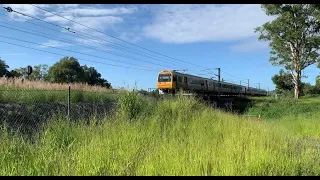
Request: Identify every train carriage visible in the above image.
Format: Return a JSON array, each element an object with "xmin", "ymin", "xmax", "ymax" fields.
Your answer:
[{"xmin": 157, "ymin": 70, "xmax": 267, "ymax": 96}]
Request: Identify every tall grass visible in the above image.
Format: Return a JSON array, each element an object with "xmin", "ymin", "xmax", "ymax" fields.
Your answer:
[
  {"xmin": 0, "ymin": 89, "xmax": 119, "ymax": 103},
  {"xmin": 0, "ymin": 77, "xmax": 125, "ymax": 93},
  {"xmin": 247, "ymin": 97, "xmax": 320, "ymax": 119},
  {"xmin": 0, "ymin": 77, "xmax": 126, "ymax": 103},
  {"xmin": 0, "ymin": 94, "xmax": 319, "ymax": 175}
]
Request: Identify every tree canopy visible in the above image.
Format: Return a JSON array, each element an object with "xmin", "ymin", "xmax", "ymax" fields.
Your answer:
[
  {"xmin": 271, "ymin": 69, "xmax": 294, "ymax": 92},
  {"xmin": 255, "ymin": 4, "xmax": 320, "ymax": 98},
  {"xmin": 47, "ymin": 57, "xmax": 86, "ymax": 83}
]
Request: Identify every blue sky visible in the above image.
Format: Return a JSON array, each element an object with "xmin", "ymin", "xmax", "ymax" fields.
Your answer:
[{"xmin": 0, "ymin": 4, "xmax": 319, "ymax": 91}]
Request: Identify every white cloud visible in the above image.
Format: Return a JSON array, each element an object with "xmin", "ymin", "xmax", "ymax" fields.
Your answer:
[
  {"xmin": 2, "ymin": 4, "xmax": 139, "ymax": 46},
  {"xmin": 43, "ymin": 15, "xmax": 74, "ymax": 24},
  {"xmin": 71, "ymin": 16, "xmax": 123, "ymax": 32},
  {"xmin": 56, "ymin": 4, "xmax": 80, "ymax": 9},
  {"xmin": 40, "ymin": 5, "xmax": 127, "ymax": 39},
  {"xmin": 40, "ymin": 40, "xmax": 71, "ymax": 48},
  {"xmin": 143, "ymin": 4, "xmax": 275, "ymax": 44},
  {"xmin": 67, "ymin": 7, "xmax": 138, "ymax": 16}
]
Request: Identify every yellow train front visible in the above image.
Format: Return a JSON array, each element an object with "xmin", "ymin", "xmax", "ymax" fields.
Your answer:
[{"xmin": 157, "ymin": 70, "xmax": 177, "ymax": 94}]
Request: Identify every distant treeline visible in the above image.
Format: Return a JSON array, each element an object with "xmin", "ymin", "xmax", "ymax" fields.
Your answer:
[{"xmin": 0, "ymin": 56, "xmax": 111, "ymax": 88}]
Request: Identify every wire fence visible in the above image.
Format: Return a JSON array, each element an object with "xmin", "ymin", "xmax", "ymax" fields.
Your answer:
[{"xmin": 0, "ymin": 87, "xmax": 118, "ymax": 136}]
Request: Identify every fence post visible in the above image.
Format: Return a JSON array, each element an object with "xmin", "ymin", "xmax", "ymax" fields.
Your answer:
[{"xmin": 68, "ymin": 85, "xmax": 71, "ymax": 118}]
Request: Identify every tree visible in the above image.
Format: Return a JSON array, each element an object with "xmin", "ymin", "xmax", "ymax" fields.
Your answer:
[
  {"xmin": 13, "ymin": 67, "xmax": 27, "ymax": 77},
  {"xmin": 81, "ymin": 65, "xmax": 111, "ymax": 88},
  {"xmin": 255, "ymin": 4, "xmax": 320, "ymax": 98},
  {"xmin": 0, "ymin": 58, "xmax": 9, "ymax": 77},
  {"xmin": 97, "ymin": 77, "xmax": 111, "ymax": 88},
  {"xmin": 29, "ymin": 64, "xmax": 49, "ymax": 81},
  {"xmin": 5, "ymin": 70, "xmax": 22, "ymax": 78},
  {"xmin": 300, "ymin": 82, "xmax": 319, "ymax": 95},
  {"xmin": 13, "ymin": 64, "xmax": 49, "ymax": 81},
  {"xmin": 47, "ymin": 57, "xmax": 86, "ymax": 83},
  {"xmin": 81, "ymin": 65, "xmax": 102, "ymax": 85},
  {"xmin": 271, "ymin": 69, "xmax": 294, "ymax": 93}
]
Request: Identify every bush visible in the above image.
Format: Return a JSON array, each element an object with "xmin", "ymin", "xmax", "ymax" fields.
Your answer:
[{"xmin": 118, "ymin": 92, "xmax": 146, "ymax": 120}]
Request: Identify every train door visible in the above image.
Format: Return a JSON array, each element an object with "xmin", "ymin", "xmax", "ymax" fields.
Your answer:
[
  {"xmin": 205, "ymin": 80, "xmax": 208, "ymax": 91},
  {"xmin": 184, "ymin": 76, "xmax": 188, "ymax": 90}
]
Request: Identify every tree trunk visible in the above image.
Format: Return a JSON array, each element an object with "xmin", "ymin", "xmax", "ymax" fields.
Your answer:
[{"xmin": 293, "ymin": 69, "xmax": 301, "ymax": 99}]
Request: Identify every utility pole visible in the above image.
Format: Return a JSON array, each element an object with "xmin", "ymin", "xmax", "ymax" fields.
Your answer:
[
  {"xmin": 217, "ymin": 68, "xmax": 221, "ymax": 98},
  {"xmin": 247, "ymin": 79, "xmax": 249, "ymax": 88},
  {"xmin": 258, "ymin": 83, "xmax": 260, "ymax": 90}
]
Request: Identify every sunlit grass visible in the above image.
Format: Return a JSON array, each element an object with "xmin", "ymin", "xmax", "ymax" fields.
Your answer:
[{"xmin": 0, "ymin": 93, "xmax": 319, "ymax": 175}]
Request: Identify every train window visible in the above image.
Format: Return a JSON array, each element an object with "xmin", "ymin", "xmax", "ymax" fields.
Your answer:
[
  {"xmin": 178, "ymin": 76, "xmax": 182, "ymax": 83},
  {"xmin": 173, "ymin": 76, "xmax": 177, "ymax": 82},
  {"xmin": 158, "ymin": 74, "xmax": 171, "ymax": 82}
]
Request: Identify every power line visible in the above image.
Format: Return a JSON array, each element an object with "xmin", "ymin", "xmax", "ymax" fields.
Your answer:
[
  {"xmin": 0, "ymin": 34, "xmax": 166, "ymax": 70},
  {"xmin": 0, "ymin": 39, "xmax": 157, "ymax": 72},
  {"xmin": 220, "ymin": 69, "xmax": 249, "ymax": 81},
  {"xmin": 0, "ymin": 22, "xmax": 177, "ymax": 69},
  {"xmin": 4, "ymin": 6, "xmax": 195, "ymax": 68},
  {"xmin": 29, "ymin": 4, "xmax": 208, "ymax": 69},
  {"xmin": 0, "ymin": 10, "xmax": 193, "ymax": 70},
  {"xmin": 3, "ymin": 6, "xmax": 75, "ymax": 33}
]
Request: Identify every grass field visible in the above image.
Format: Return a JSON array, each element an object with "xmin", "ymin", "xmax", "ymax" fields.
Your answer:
[
  {"xmin": 0, "ymin": 92, "xmax": 319, "ymax": 176},
  {"xmin": 246, "ymin": 96, "xmax": 320, "ymax": 119}
]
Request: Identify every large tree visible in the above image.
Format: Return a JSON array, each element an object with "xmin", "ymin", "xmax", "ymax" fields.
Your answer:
[
  {"xmin": 0, "ymin": 58, "xmax": 9, "ymax": 77},
  {"xmin": 271, "ymin": 69, "xmax": 294, "ymax": 92},
  {"xmin": 47, "ymin": 57, "xmax": 86, "ymax": 83},
  {"xmin": 255, "ymin": 4, "xmax": 320, "ymax": 98}
]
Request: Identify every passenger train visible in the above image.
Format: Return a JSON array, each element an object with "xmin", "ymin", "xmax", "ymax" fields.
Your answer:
[{"xmin": 157, "ymin": 70, "xmax": 268, "ymax": 96}]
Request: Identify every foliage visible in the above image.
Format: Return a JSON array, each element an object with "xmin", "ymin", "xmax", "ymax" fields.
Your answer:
[
  {"xmin": 118, "ymin": 91, "xmax": 145, "ymax": 120},
  {"xmin": 247, "ymin": 97, "xmax": 320, "ymax": 119},
  {"xmin": 0, "ymin": 59, "xmax": 9, "ymax": 77},
  {"xmin": 271, "ymin": 69, "xmax": 294, "ymax": 92},
  {"xmin": 255, "ymin": 4, "xmax": 320, "ymax": 98},
  {"xmin": 30, "ymin": 64, "xmax": 49, "ymax": 81},
  {"xmin": 13, "ymin": 64, "xmax": 49, "ymax": 81},
  {"xmin": 81, "ymin": 65, "xmax": 111, "ymax": 88},
  {"xmin": 47, "ymin": 57, "xmax": 86, "ymax": 83}
]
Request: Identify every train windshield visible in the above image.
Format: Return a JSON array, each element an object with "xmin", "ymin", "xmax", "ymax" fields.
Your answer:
[{"xmin": 158, "ymin": 74, "xmax": 171, "ymax": 82}]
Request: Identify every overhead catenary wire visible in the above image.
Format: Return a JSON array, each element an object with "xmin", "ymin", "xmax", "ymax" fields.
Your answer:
[
  {"xmin": 220, "ymin": 69, "xmax": 249, "ymax": 81},
  {"xmin": 2, "ymin": 6, "xmax": 198, "ymax": 69},
  {"xmin": 0, "ymin": 39, "xmax": 157, "ymax": 72},
  {"xmin": 29, "ymin": 4, "xmax": 209, "ymax": 69},
  {"xmin": 0, "ymin": 33, "xmax": 167, "ymax": 70},
  {"xmin": 0, "ymin": 22, "xmax": 177, "ymax": 69},
  {"xmin": 0, "ymin": 10, "xmax": 194, "ymax": 71}
]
